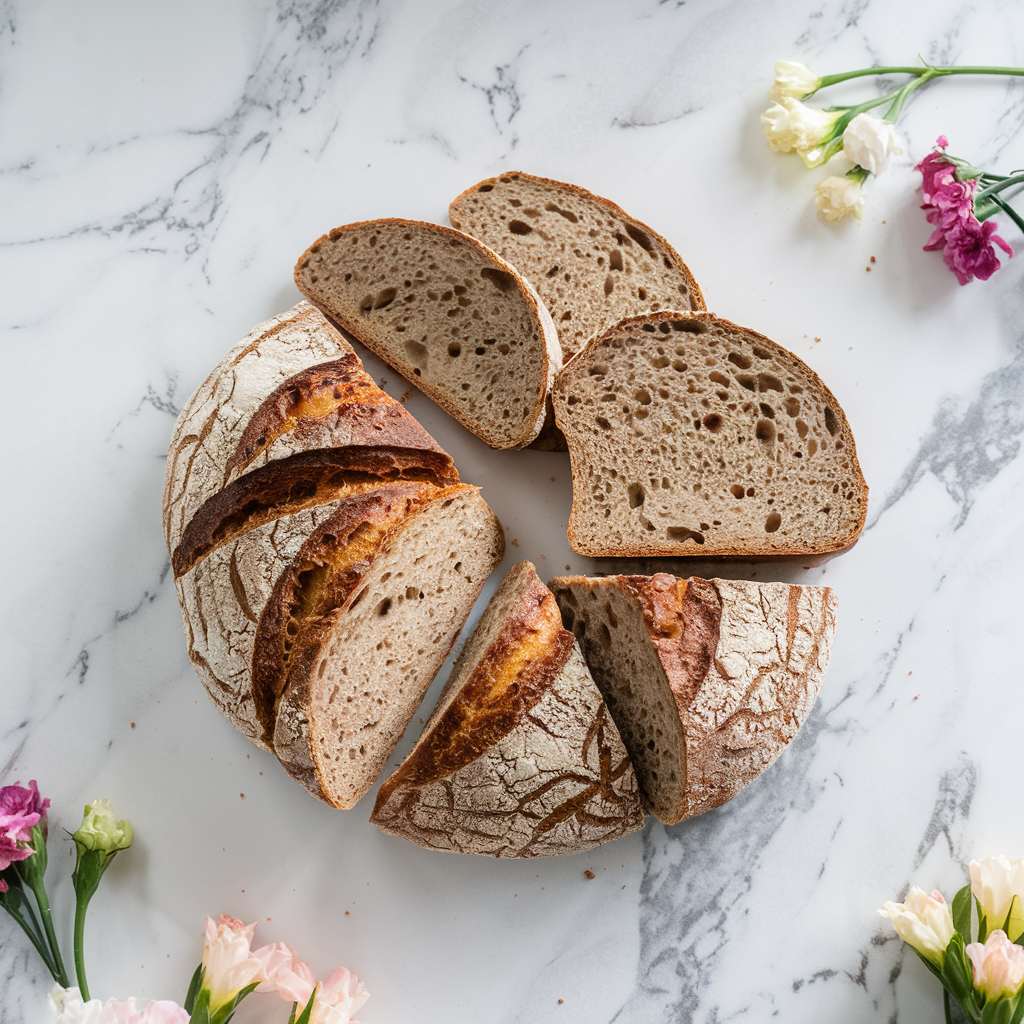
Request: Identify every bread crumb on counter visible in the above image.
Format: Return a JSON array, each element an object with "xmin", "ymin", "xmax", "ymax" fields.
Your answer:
[{"xmin": 584, "ymin": 870, "xmax": 595, "ymax": 879}]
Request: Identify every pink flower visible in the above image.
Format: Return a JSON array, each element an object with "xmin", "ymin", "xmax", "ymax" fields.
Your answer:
[
  {"xmin": 0, "ymin": 878, "xmax": 7, "ymax": 894},
  {"xmin": 308, "ymin": 968, "xmax": 369, "ymax": 1024},
  {"xmin": 255, "ymin": 941, "xmax": 316, "ymax": 1004},
  {"xmin": 0, "ymin": 780, "xmax": 47, "ymax": 872},
  {"xmin": 966, "ymin": 930, "xmax": 1024, "ymax": 1000},
  {"xmin": 200, "ymin": 915, "xmax": 267, "ymax": 1011},
  {"xmin": 49, "ymin": 986, "xmax": 188, "ymax": 1024}
]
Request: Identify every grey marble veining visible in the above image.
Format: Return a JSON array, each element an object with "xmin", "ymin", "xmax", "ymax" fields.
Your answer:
[{"xmin": 3, "ymin": 0, "xmax": 1024, "ymax": 1021}]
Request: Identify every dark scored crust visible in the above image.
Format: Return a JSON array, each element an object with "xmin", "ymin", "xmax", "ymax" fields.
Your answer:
[
  {"xmin": 172, "ymin": 447, "xmax": 458, "ymax": 579},
  {"xmin": 372, "ymin": 561, "xmax": 645, "ymax": 857}
]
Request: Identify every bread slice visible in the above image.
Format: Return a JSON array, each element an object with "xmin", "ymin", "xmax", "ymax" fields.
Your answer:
[
  {"xmin": 448, "ymin": 171, "xmax": 705, "ymax": 365},
  {"xmin": 549, "ymin": 574, "xmax": 836, "ymax": 824},
  {"xmin": 273, "ymin": 485, "xmax": 505, "ymax": 808},
  {"xmin": 371, "ymin": 562, "xmax": 644, "ymax": 856},
  {"xmin": 163, "ymin": 301, "xmax": 457, "ymax": 560},
  {"xmin": 293, "ymin": 219, "xmax": 562, "ymax": 449},
  {"xmin": 551, "ymin": 311, "xmax": 868, "ymax": 557}
]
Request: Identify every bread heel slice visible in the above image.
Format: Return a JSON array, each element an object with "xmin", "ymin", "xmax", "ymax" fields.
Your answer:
[
  {"xmin": 552, "ymin": 311, "xmax": 868, "ymax": 558},
  {"xmin": 549, "ymin": 574, "xmax": 836, "ymax": 824},
  {"xmin": 294, "ymin": 218, "xmax": 562, "ymax": 450},
  {"xmin": 371, "ymin": 561, "xmax": 645, "ymax": 857},
  {"xmin": 273, "ymin": 484, "xmax": 505, "ymax": 809}
]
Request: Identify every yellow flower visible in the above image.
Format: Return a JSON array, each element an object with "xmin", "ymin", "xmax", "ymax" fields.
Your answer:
[
  {"xmin": 814, "ymin": 176, "xmax": 865, "ymax": 222},
  {"xmin": 768, "ymin": 61, "xmax": 821, "ymax": 102}
]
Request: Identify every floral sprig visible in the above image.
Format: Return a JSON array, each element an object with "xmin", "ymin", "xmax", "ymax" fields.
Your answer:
[
  {"xmin": 762, "ymin": 58, "xmax": 1024, "ymax": 282},
  {"xmin": 1, "ymin": 782, "xmax": 368, "ymax": 1024},
  {"xmin": 880, "ymin": 856, "xmax": 1024, "ymax": 1023}
]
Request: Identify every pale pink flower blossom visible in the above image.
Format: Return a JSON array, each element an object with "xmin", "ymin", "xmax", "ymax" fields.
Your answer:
[
  {"xmin": 307, "ymin": 967, "xmax": 370, "ymax": 1024},
  {"xmin": 966, "ymin": 930, "xmax": 1024, "ymax": 1000},
  {"xmin": 255, "ymin": 941, "xmax": 316, "ymax": 1004},
  {"xmin": 200, "ymin": 915, "xmax": 266, "ymax": 1011},
  {"xmin": 879, "ymin": 887, "xmax": 955, "ymax": 966},
  {"xmin": 971, "ymin": 857, "xmax": 1024, "ymax": 935},
  {"xmin": 49, "ymin": 987, "xmax": 187, "ymax": 1024}
]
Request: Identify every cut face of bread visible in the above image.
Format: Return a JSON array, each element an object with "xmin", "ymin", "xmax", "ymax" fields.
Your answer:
[
  {"xmin": 163, "ymin": 302, "xmax": 456, "ymax": 558},
  {"xmin": 371, "ymin": 562, "xmax": 644, "ymax": 856},
  {"xmin": 273, "ymin": 485, "xmax": 505, "ymax": 809},
  {"xmin": 549, "ymin": 574, "xmax": 836, "ymax": 824},
  {"xmin": 294, "ymin": 219, "xmax": 562, "ymax": 449},
  {"xmin": 449, "ymin": 171, "xmax": 705, "ymax": 364},
  {"xmin": 552, "ymin": 311, "xmax": 868, "ymax": 557}
]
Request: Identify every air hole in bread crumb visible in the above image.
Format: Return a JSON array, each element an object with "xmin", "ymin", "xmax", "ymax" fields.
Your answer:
[
  {"xmin": 731, "ymin": 485, "xmax": 745, "ymax": 498},
  {"xmin": 671, "ymin": 359, "xmax": 686, "ymax": 372},
  {"xmin": 604, "ymin": 275, "xmax": 615, "ymax": 296},
  {"xmin": 737, "ymin": 375, "xmax": 755, "ymax": 391},
  {"xmin": 785, "ymin": 396, "xmax": 800, "ymax": 416},
  {"xmin": 650, "ymin": 355, "xmax": 669, "ymax": 369},
  {"xmin": 759, "ymin": 374, "xmax": 784, "ymax": 392},
  {"xmin": 627, "ymin": 483, "xmax": 645, "ymax": 508},
  {"xmin": 703, "ymin": 414, "xmax": 722, "ymax": 432},
  {"xmin": 759, "ymin": 403, "xmax": 775, "ymax": 419},
  {"xmin": 824, "ymin": 407, "xmax": 839, "ymax": 435},
  {"xmin": 756, "ymin": 420, "xmax": 775, "ymax": 442},
  {"xmin": 544, "ymin": 202, "xmax": 579, "ymax": 223},
  {"xmin": 480, "ymin": 267, "xmax": 515, "ymax": 292},
  {"xmin": 596, "ymin": 417, "xmax": 612, "ymax": 431},
  {"xmin": 478, "ymin": 184, "xmax": 493, "ymax": 192},
  {"xmin": 448, "ymin": 343, "xmax": 461, "ymax": 357},
  {"xmin": 728, "ymin": 352, "xmax": 751, "ymax": 369},
  {"xmin": 634, "ymin": 389, "xmax": 651, "ymax": 405},
  {"xmin": 377, "ymin": 599, "xmax": 391, "ymax": 616},
  {"xmin": 765, "ymin": 512, "xmax": 782, "ymax": 532},
  {"xmin": 609, "ymin": 250, "xmax": 623, "ymax": 271},
  {"xmin": 641, "ymin": 323, "xmax": 656, "ymax": 333},
  {"xmin": 626, "ymin": 224, "xmax": 653, "ymax": 251},
  {"xmin": 668, "ymin": 527, "xmax": 705, "ymax": 544},
  {"xmin": 508, "ymin": 220, "xmax": 532, "ymax": 235}
]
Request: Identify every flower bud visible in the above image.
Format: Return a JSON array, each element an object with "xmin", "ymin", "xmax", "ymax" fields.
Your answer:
[
  {"xmin": 842, "ymin": 113, "xmax": 903, "ymax": 175},
  {"xmin": 201, "ymin": 915, "xmax": 266, "ymax": 1012},
  {"xmin": 966, "ymin": 930, "xmax": 1024, "ymax": 1000},
  {"xmin": 814, "ymin": 176, "xmax": 865, "ymax": 222},
  {"xmin": 879, "ymin": 887, "xmax": 955, "ymax": 967},
  {"xmin": 971, "ymin": 857, "xmax": 1024, "ymax": 935},
  {"xmin": 768, "ymin": 61, "xmax": 821, "ymax": 102},
  {"xmin": 73, "ymin": 799, "xmax": 132, "ymax": 855},
  {"xmin": 761, "ymin": 98, "xmax": 840, "ymax": 155}
]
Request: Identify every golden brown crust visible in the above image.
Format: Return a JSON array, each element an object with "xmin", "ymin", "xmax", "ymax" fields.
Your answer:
[
  {"xmin": 556, "ymin": 310, "xmax": 869, "ymax": 558},
  {"xmin": 449, "ymin": 171, "xmax": 706, "ymax": 321},
  {"xmin": 294, "ymin": 218, "xmax": 561, "ymax": 449}
]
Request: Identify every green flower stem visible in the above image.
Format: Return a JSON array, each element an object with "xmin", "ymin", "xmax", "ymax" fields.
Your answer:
[
  {"xmin": 31, "ymin": 881, "xmax": 69, "ymax": 987},
  {"xmin": 73, "ymin": 892, "xmax": 91, "ymax": 1000},
  {"xmin": 976, "ymin": 171, "xmax": 1024, "ymax": 201},
  {"xmin": 816, "ymin": 64, "xmax": 1024, "ymax": 91},
  {"xmin": 1, "ymin": 893, "xmax": 60, "ymax": 979},
  {"xmin": 943, "ymin": 990, "xmax": 953, "ymax": 1024},
  {"xmin": 71, "ymin": 848, "xmax": 110, "ymax": 1002},
  {"xmin": 884, "ymin": 67, "xmax": 942, "ymax": 122},
  {"xmin": 987, "ymin": 194, "xmax": 1024, "ymax": 235}
]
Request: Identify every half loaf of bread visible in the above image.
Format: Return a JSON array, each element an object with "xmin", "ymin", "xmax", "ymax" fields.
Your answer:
[
  {"xmin": 551, "ymin": 311, "xmax": 868, "ymax": 557},
  {"xmin": 164, "ymin": 304, "xmax": 506, "ymax": 808},
  {"xmin": 294, "ymin": 219, "xmax": 562, "ymax": 449},
  {"xmin": 371, "ymin": 561, "xmax": 645, "ymax": 856},
  {"xmin": 449, "ymin": 171, "xmax": 705, "ymax": 365},
  {"xmin": 549, "ymin": 574, "xmax": 836, "ymax": 825}
]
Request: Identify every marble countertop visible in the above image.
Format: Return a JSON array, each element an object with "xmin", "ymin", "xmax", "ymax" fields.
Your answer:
[{"xmin": 4, "ymin": 1, "xmax": 1024, "ymax": 1021}]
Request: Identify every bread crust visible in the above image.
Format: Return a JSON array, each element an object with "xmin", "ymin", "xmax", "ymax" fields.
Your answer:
[
  {"xmin": 553, "ymin": 310, "xmax": 869, "ymax": 558},
  {"xmin": 371, "ymin": 562, "xmax": 644, "ymax": 856},
  {"xmin": 293, "ymin": 218, "xmax": 562, "ymax": 449},
  {"xmin": 549, "ymin": 573, "xmax": 837, "ymax": 824},
  {"xmin": 163, "ymin": 302, "xmax": 453, "ymax": 557}
]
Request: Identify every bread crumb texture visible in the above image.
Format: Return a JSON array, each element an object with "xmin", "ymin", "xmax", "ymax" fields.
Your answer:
[
  {"xmin": 552, "ymin": 311, "xmax": 867, "ymax": 557},
  {"xmin": 450, "ymin": 171, "xmax": 704, "ymax": 361}
]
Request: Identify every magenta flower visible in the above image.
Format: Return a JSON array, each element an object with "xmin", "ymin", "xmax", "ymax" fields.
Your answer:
[
  {"xmin": 916, "ymin": 137, "xmax": 1013, "ymax": 284},
  {"xmin": 0, "ymin": 779, "xmax": 48, "ymax": 871}
]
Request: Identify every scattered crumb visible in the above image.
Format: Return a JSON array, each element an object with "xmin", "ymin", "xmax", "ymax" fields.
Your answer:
[
  {"xmin": 870, "ymin": 256, "xmax": 876, "ymax": 263},
  {"xmin": 550, "ymin": 476, "xmax": 556, "ymax": 482},
  {"xmin": 622, "ymin": 885, "xmax": 626, "ymax": 889},
  {"xmin": 914, "ymin": 694, "xmax": 920, "ymax": 700},
  {"xmin": 584, "ymin": 870, "xmax": 595, "ymax": 879},
  {"xmin": 267, "ymin": 918, "xmax": 271, "ymax": 922},
  {"xmin": 540, "ymin": 554, "xmax": 545, "ymax": 559},
  {"xmin": 565, "ymin": 564, "xmax": 571, "ymax": 571},
  {"xmin": 380, "ymin": 378, "xmax": 387, "ymax": 386},
  {"xmin": 882, "ymin": 220, "xmax": 887, "ymax": 224},
  {"xmin": 239, "ymin": 793, "xmax": 244, "ymax": 798},
  {"xmin": 908, "ymin": 671, "xmax": 913, "ymax": 675},
  {"xmin": 865, "ymin": 266, "xmax": 871, "ymax": 272},
  {"xmin": 814, "ymin": 336, "xmax": 821, "ymax": 342},
  {"xmin": 345, "ymin": 911, "xmax": 350, "ymax": 916},
  {"xmin": 419, "ymin": 718, "xmax": 424, "ymax": 724},
  {"xmin": 514, "ymin": 894, "xmax": 518, "ymax": 898},
  {"xmin": 241, "ymin": 889, "xmax": 245, "ymax": 893},
  {"xmin": 130, "ymin": 722, "xmax": 135, "ymax": 728},
  {"xmin": 558, "ymin": 999, "xmax": 564, "ymax": 1005},
  {"xmin": 259, "ymin": 772, "xmax": 263, "ymax": 776},
  {"xmin": 848, "ymin": 346, "xmax": 853, "ymax": 351},
  {"xmin": 399, "ymin": 390, "xmax": 412, "ymax": 404},
  {"xmin": 511, "ymin": 538, "xmax": 519, "ymax": 547}
]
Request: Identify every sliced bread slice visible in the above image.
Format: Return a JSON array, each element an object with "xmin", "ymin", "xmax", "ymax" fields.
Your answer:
[
  {"xmin": 549, "ymin": 574, "xmax": 836, "ymax": 824},
  {"xmin": 371, "ymin": 561, "xmax": 644, "ymax": 857},
  {"xmin": 448, "ymin": 171, "xmax": 705, "ymax": 364},
  {"xmin": 273, "ymin": 484, "xmax": 505, "ymax": 809},
  {"xmin": 163, "ymin": 301, "xmax": 456, "ymax": 559},
  {"xmin": 294, "ymin": 219, "xmax": 562, "ymax": 449},
  {"xmin": 551, "ymin": 311, "xmax": 868, "ymax": 557}
]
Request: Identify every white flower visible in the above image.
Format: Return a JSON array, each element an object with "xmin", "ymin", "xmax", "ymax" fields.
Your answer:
[
  {"xmin": 842, "ymin": 113, "xmax": 903, "ymax": 175},
  {"xmin": 814, "ymin": 176, "xmax": 865, "ymax": 222},
  {"xmin": 50, "ymin": 987, "xmax": 102, "ymax": 1024},
  {"xmin": 971, "ymin": 857, "xmax": 1024, "ymax": 936},
  {"xmin": 201, "ymin": 915, "xmax": 266, "ymax": 1012},
  {"xmin": 761, "ymin": 98, "xmax": 840, "ymax": 154},
  {"xmin": 768, "ymin": 61, "xmax": 821, "ymax": 102},
  {"xmin": 879, "ymin": 887, "xmax": 956, "ymax": 967},
  {"xmin": 49, "ymin": 987, "xmax": 188, "ymax": 1024},
  {"xmin": 966, "ymin": 930, "xmax": 1024, "ymax": 1000}
]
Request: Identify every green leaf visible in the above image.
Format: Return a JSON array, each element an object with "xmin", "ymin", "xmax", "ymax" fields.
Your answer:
[
  {"xmin": 978, "ymin": 897, "xmax": 991, "ymax": 944},
  {"xmin": 1009, "ymin": 993, "xmax": 1024, "ymax": 1024},
  {"xmin": 953, "ymin": 884, "xmax": 975, "ymax": 943},
  {"xmin": 293, "ymin": 990, "xmax": 317, "ymax": 1024},
  {"xmin": 184, "ymin": 964, "xmax": 204, "ymax": 1014},
  {"xmin": 210, "ymin": 981, "xmax": 261, "ymax": 1024},
  {"xmin": 1004, "ymin": 895, "xmax": 1024, "ymax": 943},
  {"xmin": 982, "ymin": 997, "xmax": 1015, "ymax": 1024},
  {"xmin": 187, "ymin": 988, "xmax": 212, "ymax": 1024},
  {"xmin": 941, "ymin": 934, "xmax": 976, "ymax": 1006}
]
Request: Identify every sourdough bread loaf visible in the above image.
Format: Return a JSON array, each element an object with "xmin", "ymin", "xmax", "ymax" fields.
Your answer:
[
  {"xmin": 551, "ymin": 311, "xmax": 868, "ymax": 557},
  {"xmin": 293, "ymin": 219, "xmax": 562, "ymax": 449},
  {"xmin": 371, "ymin": 562, "xmax": 644, "ymax": 855},
  {"xmin": 448, "ymin": 171, "xmax": 705, "ymax": 365},
  {"xmin": 549, "ymin": 573, "xmax": 836, "ymax": 824}
]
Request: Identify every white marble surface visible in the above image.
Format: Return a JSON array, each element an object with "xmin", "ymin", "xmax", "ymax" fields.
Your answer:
[{"xmin": 3, "ymin": 0, "xmax": 1024, "ymax": 1020}]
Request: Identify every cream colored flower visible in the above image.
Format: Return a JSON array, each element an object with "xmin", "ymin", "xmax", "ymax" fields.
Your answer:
[
  {"xmin": 966, "ymin": 930, "xmax": 1024, "ymax": 1000},
  {"xmin": 73, "ymin": 799, "xmax": 132, "ymax": 854},
  {"xmin": 768, "ymin": 61, "xmax": 821, "ymax": 102},
  {"xmin": 201, "ymin": 915, "xmax": 266, "ymax": 1012},
  {"xmin": 761, "ymin": 98, "xmax": 840, "ymax": 154},
  {"xmin": 879, "ymin": 887, "xmax": 956, "ymax": 966},
  {"xmin": 842, "ymin": 113, "xmax": 903, "ymax": 175},
  {"xmin": 814, "ymin": 176, "xmax": 865, "ymax": 222},
  {"xmin": 971, "ymin": 857, "xmax": 1024, "ymax": 935}
]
